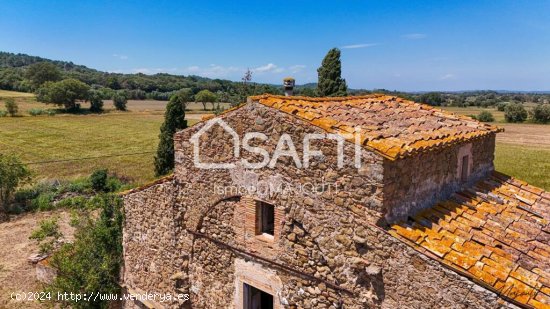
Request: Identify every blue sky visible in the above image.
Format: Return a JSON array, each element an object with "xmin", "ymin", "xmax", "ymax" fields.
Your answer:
[{"xmin": 1, "ymin": 0, "xmax": 549, "ymax": 91}]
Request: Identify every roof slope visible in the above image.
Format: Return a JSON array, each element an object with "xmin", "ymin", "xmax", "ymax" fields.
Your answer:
[
  {"xmin": 251, "ymin": 94, "xmax": 502, "ymax": 160},
  {"xmin": 389, "ymin": 172, "xmax": 549, "ymax": 308}
]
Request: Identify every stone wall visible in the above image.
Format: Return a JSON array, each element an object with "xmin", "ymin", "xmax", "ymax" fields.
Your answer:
[
  {"xmin": 383, "ymin": 134, "xmax": 496, "ymax": 222},
  {"xmin": 122, "ymin": 103, "xmax": 508, "ymax": 308}
]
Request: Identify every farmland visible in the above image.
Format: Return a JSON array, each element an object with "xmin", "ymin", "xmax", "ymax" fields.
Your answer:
[{"xmin": 0, "ymin": 96, "xmax": 549, "ymax": 189}]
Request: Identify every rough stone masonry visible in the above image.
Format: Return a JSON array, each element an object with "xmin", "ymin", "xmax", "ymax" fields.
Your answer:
[{"xmin": 122, "ymin": 95, "xmax": 548, "ymax": 308}]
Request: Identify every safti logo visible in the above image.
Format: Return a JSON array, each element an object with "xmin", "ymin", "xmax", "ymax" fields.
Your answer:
[{"xmin": 190, "ymin": 118, "xmax": 364, "ymax": 170}]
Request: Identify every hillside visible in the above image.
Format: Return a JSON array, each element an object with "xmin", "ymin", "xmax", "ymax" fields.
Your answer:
[{"xmin": 0, "ymin": 51, "xmax": 290, "ymax": 102}]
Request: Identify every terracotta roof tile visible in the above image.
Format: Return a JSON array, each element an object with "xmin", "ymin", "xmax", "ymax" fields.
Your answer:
[
  {"xmin": 250, "ymin": 94, "xmax": 503, "ymax": 160},
  {"xmin": 389, "ymin": 172, "xmax": 550, "ymax": 308}
]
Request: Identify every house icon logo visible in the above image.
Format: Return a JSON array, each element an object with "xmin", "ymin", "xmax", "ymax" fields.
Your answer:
[{"xmin": 190, "ymin": 118, "xmax": 240, "ymax": 169}]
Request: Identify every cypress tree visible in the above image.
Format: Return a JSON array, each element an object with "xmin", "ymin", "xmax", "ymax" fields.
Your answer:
[
  {"xmin": 154, "ymin": 96, "xmax": 187, "ymax": 176},
  {"xmin": 317, "ymin": 48, "xmax": 348, "ymax": 97}
]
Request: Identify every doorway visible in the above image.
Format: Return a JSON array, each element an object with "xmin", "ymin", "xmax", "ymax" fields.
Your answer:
[{"xmin": 243, "ymin": 283, "xmax": 273, "ymax": 309}]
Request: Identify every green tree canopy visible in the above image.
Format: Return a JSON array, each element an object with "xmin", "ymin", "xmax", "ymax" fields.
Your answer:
[
  {"xmin": 170, "ymin": 88, "xmax": 193, "ymax": 108},
  {"xmin": 195, "ymin": 89, "xmax": 217, "ymax": 110},
  {"xmin": 154, "ymin": 95, "xmax": 187, "ymax": 176},
  {"xmin": 25, "ymin": 62, "xmax": 62, "ymax": 90},
  {"xmin": 504, "ymin": 103, "xmax": 528, "ymax": 123},
  {"xmin": 317, "ymin": 48, "xmax": 347, "ymax": 97},
  {"xmin": 0, "ymin": 154, "xmax": 31, "ymax": 216},
  {"xmin": 36, "ymin": 78, "xmax": 90, "ymax": 110}
]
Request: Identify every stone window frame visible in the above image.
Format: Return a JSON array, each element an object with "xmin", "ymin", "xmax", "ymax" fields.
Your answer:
[
  {"xmin": 456, "ymin": 143, "xmax": 473, "ymax": 182},
  {"xmin": 234, "ymin": 258, "xmax": 283, "ymax": 309}
]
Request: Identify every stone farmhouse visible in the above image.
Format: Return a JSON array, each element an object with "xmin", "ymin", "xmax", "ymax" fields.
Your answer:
[{"xmin": 122, "ymin": 94, "xmax": 549, "ymax": 308}]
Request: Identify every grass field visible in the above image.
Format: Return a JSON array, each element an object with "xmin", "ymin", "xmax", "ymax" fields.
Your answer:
[
  {"xmin": 0, "ymin": 93, "xmax": 548, "ymax": 189},
  {"xmin": 0, "ymin": 113, "xmax": 198, "ymax": 184}
]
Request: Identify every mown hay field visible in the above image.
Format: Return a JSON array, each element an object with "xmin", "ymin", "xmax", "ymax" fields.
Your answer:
[{"xmin": 0, "ymin": 95, "xmax": 548, "ymax": 189}]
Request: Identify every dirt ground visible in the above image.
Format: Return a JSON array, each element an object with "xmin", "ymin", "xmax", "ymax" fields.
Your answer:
[
  {"xmin": 0, "ymin": 210, "xmax": 74, "ymax": 309},
  {"xmin": 496, "ymin": 123, "xmax": 550, "ymax": 149}
]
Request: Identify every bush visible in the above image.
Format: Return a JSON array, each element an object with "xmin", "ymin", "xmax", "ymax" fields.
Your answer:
[
  {"xmin": 29, "ymin": 217, "xmax": 62, "ymax": 254},
  {"xmin": 46, "ymin": 195, "xmax": 123, "ymax": 308},
  {"xmin": 477, "ymin": 111, "xmax": 495, "ymax": 122},
  {"xmin": 0, "ymin": 110, "xmax": 6, "ymax": 117},
  {"xmin": 28, "ymin": 108, "xmax": 46, "ymax": 116},
  {"xmin": 5, "ymin": 98, "xmax": 18, "ymax": 116},
  {"xmin": 0, "ymin": 154, "xmax": 31, "ymax": 214},
  {"xmin": 497, "ymin": 102, "xmax": 508, "ymax": 111},
  {"xmin": 45, "ymin": 109, "xmax": 57, "ymax": 116},
  {"xmin": 112, "ymin": 93, "xmax": 127, "ymax": 111},
  {"xmin": 531, "ymin": 104, "xmax": 550, "ymax": 123},
  {"xmin": 31, "ymin": 192, "xmax": 56, "ymax": 211},
  {"xmin": 504, "ymin": 103, "xmax": 528, "ymax": 123},
  {"xmin": 89, "ymin": 90, "xmax": 104, "ymax": 113},
  {"xmin": 90, "ymin": 169, "xmax": 108, "ymax": 192}
]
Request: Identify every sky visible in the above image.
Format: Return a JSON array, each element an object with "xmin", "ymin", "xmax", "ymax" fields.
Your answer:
[{"xmin": 1, "ymin": 0, "xmax": 549, "ymax": 91}]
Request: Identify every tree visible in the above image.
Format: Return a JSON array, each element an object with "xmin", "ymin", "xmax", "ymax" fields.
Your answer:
[
  {"xmin": 46, "ymin": 194, "xmax": 123, "ymax": 309},
  {"xmin": 4, "ymin": 98, "xmax": 18, "ymax": 116},
  {"xmin": 317, "ymin": 48, "xmax": 347, "ymax": 97},
  {"xmin": 504, "ymin": 103, "xmax": 528, "ymax": 123},
  {"xmin": 154, "ymin": 96, "xmax": 187, "ymax": 176},
  {"xmin": 0, "ymin": 154, "xmax": 31, "ymax": 217},
  {"xmin": 112, "ymin": 93, "xmax": 127, "ymax": 111},
  {"xmin": 170, "ymin": 88, "xmax": 193, "ymax": 109},
  {"xmin": 88, "ymin": 90, "xmax": 104, "ymax": 113},
  {"xmin": 25, "ymin": 62, "xmax": 62, "ymax": 90},
  {"xmin": 195, "ymin": 89, "xmax": 217, "ymax": 110},
  {"xmin": 36, "ymin": 78, "xmax": 90, "ymax": 110},
  {"xmin": 531, "ymin": 104, "xmax": 550, "ymax": 123},
  {"xmin": 476, "ymin": 111, "xmax": 495, "ymax": 122}
]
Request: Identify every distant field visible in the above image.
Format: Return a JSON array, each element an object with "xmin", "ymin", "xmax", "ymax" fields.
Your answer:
[
  {"xmin": 0, "ymin": 113, "xmax": 198, "ymax": 184},
  {"xmin": 0, "ymin": 89, "xmax": 35, "ymax": 98},
  {"xmin": 1, "ymin": 96, "xmax": 548, "ymax": 190}
]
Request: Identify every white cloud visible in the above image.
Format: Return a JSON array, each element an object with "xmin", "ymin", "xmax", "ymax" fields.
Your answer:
[
  {"xmin": 132, "ymin": 67, "xmax": 177, "ymax": 74},
  {"xmin": 402, "ymin": 33, "xmax": 427, "ymax": 40},
  {"xmin": 341, "ymin": 43, "xmax": 379, "ymax": 49},
  {"xmin": 112, "ymin": 54, "xmax": 128, "ymax": 60},
  {"xmin": 440, "ymin": 73, "xmax": 455, "ymax": 80},
  {"xmin": 289, "ymin": 65, "xmax": 306, "ymax": 73},
  {"xmin": 182, "ymin": 64, "xmax": 241, "ymax": 78},
  {"xmin": 253, "ymin": 63, "xmax": 284, "ymax": 74}
]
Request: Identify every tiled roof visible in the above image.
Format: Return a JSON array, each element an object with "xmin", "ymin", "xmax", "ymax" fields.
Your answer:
[
  {"xmin": 389, "ymin": 172, "xmax": 550, "ymax": 308},
  {"xmin": 250, "ymin": 94, "xmax": 502, "ymax": 160}
]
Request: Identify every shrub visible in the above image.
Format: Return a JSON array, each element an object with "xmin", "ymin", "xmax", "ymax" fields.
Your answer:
[
  {"xmin": 89, "ymin": 90, "xmax": 104, "ymax": 113},
  {"xmin": 90, "ymin": 169, "xmax": 108, "ymax": 192},
  {"xmin": 5, "ymin": 98, "xmax": 18, "ymax": 116},
  {"xmin": 497, "ymin": 102, "xmax": 508, "ymax": 111},
  {"xmin": 477, "ymin": 111, "xmax": 495, "ymax": 122},
  {"xmin": 29, "ymin": 217, "xmax": 62, "ymax": 254},
  {"xmin": 46, "ymin": 194, "xmax": 123, "ymax": 308},
  {"xmin": 504, "ymin": 103, "xmax": 528, "ymax": 123},
  {"xmin": 46, "ymin": 109, "xmax": 57, "ymax": 116},
  {"xmin": 31, "ymin": 192, "xmax": 56, "ymax": 211},
  {"xmin": 0, "ymin": 154, "xmax": 31, "ymax": 214},
  {"xmin": 28, "ymin": 108, "xmax": 46, "ymax": 116},
  {"xmin": 531, "ymin": 104, "xmax": 550, "ymax": 123},
  {"xmin": 0, "ymin": 110, "xmax": 6, "ymax": 117},
  {"xmin": 112, "ymin": 93, "xmax": 127, "ymax": 111}
]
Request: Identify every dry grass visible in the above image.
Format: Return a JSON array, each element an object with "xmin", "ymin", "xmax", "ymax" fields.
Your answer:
[
  {"xmin": 0, "ymin": 90, "xmax": 35, "ymax": 98},
  {"xmin": 0, "ymin": 113, "xmax": 197, "ymax": 184}
]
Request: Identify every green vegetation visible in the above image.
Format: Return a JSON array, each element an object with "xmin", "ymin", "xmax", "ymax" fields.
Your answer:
[
  {"xmin": 317, "ymin": 48, "xmax": 347, "ymax": 97},
  {"xmin": 504, "ymin": 103, "xmax": 528, "ymax": 123},
  {"xmin": 46, "ymin": 194, "xmax": 123, "ymax": 309},
  {"xmin": 112, "ymin": 92, "xmax": 127, "ymax": 111},
  {"xmin": 29, "ymin": 217, "xmax": 62, "ymax": 254},
  {"xmin": 195, "ymin": 89, "xmax": 218, "ymax": 110},
  {"xmin": 0, "ymin": 154, "xmax": 31, "ymax": 214},
  {"xmin": 0, "ymin": 51, "xmax": 283, "ymax": 105},
  {"xmin": 476, "ymin": 111, "xmax": 495, "ymax": 122},
  {"xmin": 25, "ymin": 62, "xmax": 62, "ymax": 90},
  {"xmin": 155, "ymin": 96, "xmax": 187, "ymax": 176},
  {"xmin": 88, "ymin": 90, "xmax": 104, "ymax": 113},
  {"xmin": 531, "ymin": 104, "xmax": 550, "ymax": 123},
  {"xmin": 4, "ymin": 98, "xmax": 18, "ymax": 116},
  {"xmin": 36, "ymin": 78, "xmax": 90, "ymax": 110},
  {"xmin": 495, "ymin": 143, "xmax": 550, "ymax": 191}
]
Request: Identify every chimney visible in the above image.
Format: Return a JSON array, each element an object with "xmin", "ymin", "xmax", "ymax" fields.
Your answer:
[{"xmin": 283, "ymin": 77, "xmax": 295, "ymax": 96}]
